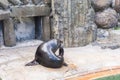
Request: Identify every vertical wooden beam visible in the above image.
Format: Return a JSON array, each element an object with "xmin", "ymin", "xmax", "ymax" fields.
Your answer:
[
  {"xmin": 42, "ymin": 16, "xmax": 51, "ymax": 41},
  {"xmin": 3, "ymin": 18, "xmax": 16, "ymax": 47}
]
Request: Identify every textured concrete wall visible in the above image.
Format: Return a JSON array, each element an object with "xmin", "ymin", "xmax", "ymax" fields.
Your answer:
[
  {"xmin": 51, "ymin": 0, "xmax": 97, "ymax": 47},
  {"xmin": 14, "ymin": 18, "xmax": 35, "ymax": 42}
]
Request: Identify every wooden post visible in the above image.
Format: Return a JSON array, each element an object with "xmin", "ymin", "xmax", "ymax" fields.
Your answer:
[
  {"xmin": 3, "ymin": 18, "xmax": 16, "ymax": 47},
  {"xmin": 42, "ymin": 16, "xmax": 51, "ymax": 41}
]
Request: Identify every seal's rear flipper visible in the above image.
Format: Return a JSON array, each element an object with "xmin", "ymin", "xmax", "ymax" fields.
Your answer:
[
  {"xmin": 63, "ymin": 62, "xmax": 68, "ymax": 66},
  {"xmin": 25, "ymin": 60, "xmax": 39, "ymax": 66}
]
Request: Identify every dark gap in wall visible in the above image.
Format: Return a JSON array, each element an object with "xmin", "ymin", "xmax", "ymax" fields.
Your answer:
[
  {"xmin": 0, "ymin": 20, "xmax": 4, "ymax": 46},
  {"xmin": 34, "ymin": 16, "xmax": 43, "ymax": 40}
]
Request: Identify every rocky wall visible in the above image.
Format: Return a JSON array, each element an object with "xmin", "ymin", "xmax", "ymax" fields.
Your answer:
[{"xmin": 51, "ymin": 0, "xmax": 97, "ymax": 47}]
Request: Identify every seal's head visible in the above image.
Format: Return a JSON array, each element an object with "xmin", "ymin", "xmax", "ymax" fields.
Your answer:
[{"xmin": 56, "ymin": 39, "xmax": 63, "ymax": 48}]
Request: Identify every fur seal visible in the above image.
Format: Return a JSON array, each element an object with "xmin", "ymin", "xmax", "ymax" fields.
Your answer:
[{"xmin": 25, "ymin": 39, "xmax": 67, "ymax": 68}]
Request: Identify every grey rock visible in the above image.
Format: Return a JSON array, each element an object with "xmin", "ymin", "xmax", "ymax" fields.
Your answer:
[
  {"xmin": 91, "ymin": 0, "xmax": 112, "ymax": 11},
  {"xmin": 95, "ymin": 8, "xmax": 118, "ymax": 29},
  {"xmin": 0, "ymin": 10, "xmax": 10, "ymax": 20},
  {"xmin": 101, "ymin": 44, "xmax": 120, "ymax": 49},
  {"xmin": 20, "ymin": 0, "xmax": 29, "ymax": 5},
  {"xmin": 8, "ymin": 0, "xmax": 22, "ymax": 5},
  {"xmin": 0, "ymin": 0, "xmax": 9, "ymax": 10},
  {"xmin": 112, "ymin": 0, "xmax": 120, "ymax": 13},
  {"xmin": 32, "ymin": 0, "xmax": 43, "ymax": 5},
  {"xmin": 97, "ymin": 29, "xmax": 109, "ymax": 39},
  {"xmin": 44, "ymin": 0, "xmax": 51, "ymax": 4}
]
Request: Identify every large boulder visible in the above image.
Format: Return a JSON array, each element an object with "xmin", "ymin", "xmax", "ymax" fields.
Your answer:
[
  {"xmin": 0, "ymin": 0, "xmax": 9, "ymax": 10},
  {"xmin": 8, "ymin": 0, "xmax": 22, "ymax": 5},
  {"xmin": 91, "ymin": 0, "xmax": 112, "ymax": 11},
  {"xmin": 20, "ymin": 0, "xmax": 29, "ymax": 5},
  {"xmin": 95, "ymin": 8, "xmax": 118, "ymax": 29},
  {"xmin": 112, "ymin": 0, "xmax": 120, "ymax": 13}
]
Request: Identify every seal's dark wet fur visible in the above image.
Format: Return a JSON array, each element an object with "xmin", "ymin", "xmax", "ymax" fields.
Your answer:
[{"xmin": 25, "ymin": 39, "xmax": 67, "ymax": 68}]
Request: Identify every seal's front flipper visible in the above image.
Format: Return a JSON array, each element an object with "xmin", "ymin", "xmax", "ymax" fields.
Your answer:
[
  {"xmin": 63, "ymin": 62, "xmax": 68, "ymax": 66},
  {"xmin": 25, "ymin": 60, "xmax": 39, "ymax": 66}
]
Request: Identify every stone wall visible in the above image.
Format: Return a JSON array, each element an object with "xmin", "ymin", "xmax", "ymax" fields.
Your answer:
[
  {"xmin": 0, "ymin": 0, "xmax": 98, "ymax": 48},
  {"xmin": 51, "ymin": 0, "xmax": 97, "ymax": 47},
  {"xmin": 0, "ymin": 0, "xmax": 51, "ymax": 47},
  {"xmin": 1, "ymin": 0, "xmax": 119, "ymax": 48}
]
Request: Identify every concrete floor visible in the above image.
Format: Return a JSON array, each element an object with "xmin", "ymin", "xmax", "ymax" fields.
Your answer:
[{"xmin": 0, "ymin": 44, "xmax": 120, "ymax": 80}]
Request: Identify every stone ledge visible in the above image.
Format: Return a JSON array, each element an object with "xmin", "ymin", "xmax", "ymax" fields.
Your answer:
[
  {"xmin": 10, "ymin": 5, "xmax": 50, "ymax": 17},
  {"xmin": 0, "ymin": 10, "xmax": 10, "ymax": 20},
  {"xmin": 44, "ymin": 0, "xmax": 51, "ymax": 4}
]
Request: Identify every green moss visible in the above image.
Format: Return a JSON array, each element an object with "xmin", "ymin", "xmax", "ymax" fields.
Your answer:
[
  {"xmin": 114, "ymin": 26, "xmax": 120, "ymax": 30},
  {"xmin": 94, "ymin": 74, "xmax": 120, "ymax": 80}
]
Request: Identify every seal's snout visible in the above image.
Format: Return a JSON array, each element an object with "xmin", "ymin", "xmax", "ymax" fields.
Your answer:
[{"xmin": 59, "ymin": 47, "xmax": 64, "ymax": 57}]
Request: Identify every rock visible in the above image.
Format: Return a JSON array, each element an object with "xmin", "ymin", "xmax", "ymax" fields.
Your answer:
[
  {"xmin": 32, "ymin": 0, "xmax": 43, "ymax": 5},
  {"xmin": 112, "ymin": 0, "xmax": 120, "ymax": 13},
  {"xmin": 101, "ymin": 44, "xmax": 120, "ymax": 49},
  {"xmin": 95, "ymin": 8, "xmax": 118, "ymax": 29},
  {"xmin": 97, "ymin": 29, "xmax": 109, "ymax": 39},
  {"xmin": 0, "ymin": 10, "xmax": 10, "ymax": 20},
  {"xmin": 3, "ymin": 18, "xmax": 16, "ymax": 47},
  {"xmin": 91, "ymin": 0, "xmax": 112, "ymax": 11},
  {"xmin": 20, "ymin": 0, "xmax": 29, "ymax": 5},
  {"xmin": 44, "ymin": 0, "xmax": 51, "ymax": 4},
  {"xmin": 8, "ymin": 0, "xmax": 22, "ymax": 5},
  {"xmin": 10, "ymin": 5, "xmax": 50, "ymax": 17},
  {"xmin": 0, "ymin": 0, "xmax": 9, "ymax": 9}
]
